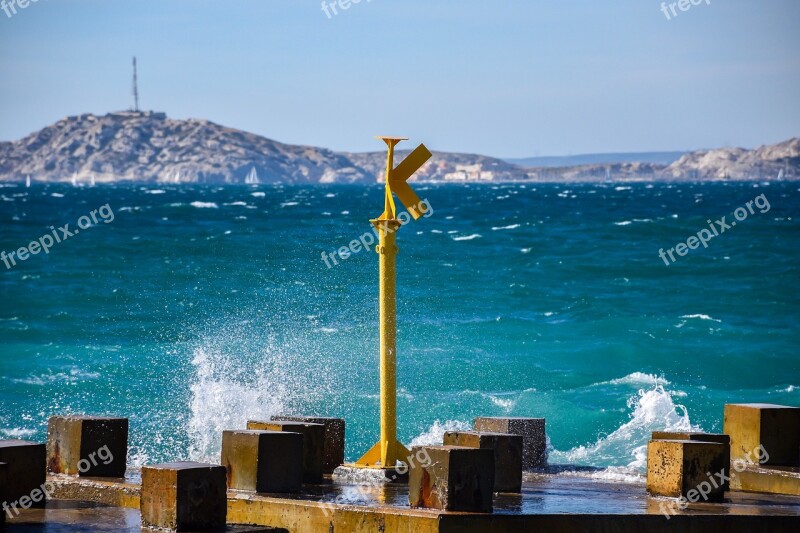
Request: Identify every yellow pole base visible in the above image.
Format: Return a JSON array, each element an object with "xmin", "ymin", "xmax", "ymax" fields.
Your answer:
[{"xmin": 354, "ymin": 439, "xmax": 412, "ymax": 469}]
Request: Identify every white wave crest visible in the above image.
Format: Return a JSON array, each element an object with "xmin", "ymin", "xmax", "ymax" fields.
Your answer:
[
  {"xmin": 409, "ymin": 420, "xmax": 471, "ymax": 447},
  {"xmin": 549, "ymin": 385, "xmax": 699, "ymax": 477},
  {"xmin": 680, "ymin": 314, "xmax": 721, "ymax": 323},
  {"xmin": 597, "ymin": 372, "xmax": 671, "ymax": 387},
  {"xmin": 190, "ymin": 201, "xmax": 219, "ymax": 209},
  {"xmin": 186, "ymin": 335, "xmax": 336, "ymax": 462},
  {"xmin": 452, "ymin": 234, "xmax": 482, "ymax": 241}
]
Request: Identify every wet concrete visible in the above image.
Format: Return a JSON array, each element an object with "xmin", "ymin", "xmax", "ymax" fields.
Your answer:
[
  {"xmin": 15, "ymin": 468, "xmax": 800, "ymax": 531},
  {"xmin": 5, "ymin": 500, "xmax": 282, "ymax": 532}
]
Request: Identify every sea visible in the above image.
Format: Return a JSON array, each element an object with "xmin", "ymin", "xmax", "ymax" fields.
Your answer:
[{"xmin": 1, "ymin": 180, "xmax": 798, "ymax": 483}]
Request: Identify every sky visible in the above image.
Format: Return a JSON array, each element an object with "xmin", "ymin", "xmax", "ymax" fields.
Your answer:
[{"xmin": 0, "ymin": 0, "xmax": 798, "ymax": 157}]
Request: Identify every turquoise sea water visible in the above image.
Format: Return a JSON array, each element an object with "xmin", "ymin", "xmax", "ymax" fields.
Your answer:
[{"xmin": 1, "ymin": 181, "xmax": 798, "ymax": 481}]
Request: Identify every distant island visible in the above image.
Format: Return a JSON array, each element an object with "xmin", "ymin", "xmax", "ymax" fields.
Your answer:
[{"xmin": 0, "ymin": 111, "xmax": 797, "ymax": 184}]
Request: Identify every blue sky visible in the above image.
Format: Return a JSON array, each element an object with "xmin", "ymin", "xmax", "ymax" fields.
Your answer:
[{"xmin": 0, "ymin": 0, "xmax": 798, "ymax": 157}]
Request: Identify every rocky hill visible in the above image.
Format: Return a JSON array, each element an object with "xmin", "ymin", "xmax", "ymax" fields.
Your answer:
[
  {"xmin": 0, "ymin": 111, "xmax": 369, "ymax": 184},
  {"xmin": 662, "ymin": 138, "xmax": 800, "ymax": 180},
  {"xmin": 0, "ymin": 111, "xmax": 796, "ymax": 183},
  {"xmin": 0, "ymin": 111, "xmax": 522, "ymax": 184}
]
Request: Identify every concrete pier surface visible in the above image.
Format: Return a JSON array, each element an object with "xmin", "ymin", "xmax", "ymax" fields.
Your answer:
[{"xmin": 5, "ymin": 468, "xmax": 799, "ymax": 532}]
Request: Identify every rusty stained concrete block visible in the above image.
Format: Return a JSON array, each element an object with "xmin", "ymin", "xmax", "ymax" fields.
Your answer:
[
  {"xmin": 0, "ymin": 440, "xmax": 47, "ymax": 506},
  {"xmin": 723, "ymin": 403, "xmax": 800, "ymax": 467},
  {"xmin": 46, "ymin": 415, "xmax": 128, "ymax": 477},
  {"xmin": 270, "ymin": 415, "xmax": 345, "ymax": 475},
  {"xmin": 647, "ymin": 440, "xmax": 727, "ymax": 502},
  {"xmin": 651, "ymin": 431, "xmax": 731, "ymax": 490},
  {"xmin": 473, "ymin": 417, "xmax": 546, "ymax": 469},
  {"xmin": 247, "ymin": 421, "xmax": 324, "ymax": 484},
  {"xmin": 140, "ymin": 461, "xmax": 227, "ymax": 532},
  {"xmin": 443, "ymin": 431, "xmax": 522, "ymax": 493},
  {"xmin": 409, "ymin": 445, "xmax": 494, "ymax": 513},
  {"xmin": 221, "ymin": 430, "xmax": 303, "ymax": 494}
]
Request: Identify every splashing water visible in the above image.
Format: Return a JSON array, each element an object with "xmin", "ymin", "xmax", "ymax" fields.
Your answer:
[
  {"xmin": 186, "ymin": 335, "xmax": 337, "ymax": 462},
  {"xmin": 409, "ymin": 420, "xmax": 472, "ymax": 447},
  {"xmin": 550, "ymin": 385, "xmax": 699, "ymax": 481}
]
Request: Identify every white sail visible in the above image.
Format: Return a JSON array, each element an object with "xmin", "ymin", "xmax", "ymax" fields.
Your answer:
[
  {"xmin": 245, "ymin": 166, "xmax": 260, "ymax": 185},
  {"xmin": 90, "ymin": 174, "xmax": 96, "ymax": 186},
  {"xmin": 174, "ymin": 170, "xmax": 181, "ymax": 184},
  {"xmin": 71, "ymin": 172, "xmax": 78, "ymax": 186},
  {"xmin": 26, "ymin": 175, "xmax": 31, "ymax": 187}
]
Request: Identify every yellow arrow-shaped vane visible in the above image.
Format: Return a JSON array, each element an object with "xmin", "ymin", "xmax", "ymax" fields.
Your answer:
[{"xmin": 385, "ymin": 143, "xmax": 432, "ymax": 220}]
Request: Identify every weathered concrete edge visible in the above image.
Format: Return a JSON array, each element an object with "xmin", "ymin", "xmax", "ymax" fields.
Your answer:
[
  {"xmin": 47, "ymin": 476, "xmax": 442, "ymax": 532},
  {"xmin": 437, "ymin": 514, "xmax": 800, "ymax": 533},
  {"xmin": 732, "ymin": 466, "xmax": 800, "ymax": 496},
  {"xmin": 48, "ymin": 475, "xmax": 140, "ymax": 509},
  {"xmin": 46, "ymin": 476, "xmax": 800, "ymax": 533}
]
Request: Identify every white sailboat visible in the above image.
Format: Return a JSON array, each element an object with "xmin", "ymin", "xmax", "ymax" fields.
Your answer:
[
  {"xmin": 245, "ymin": 166, "xmax": 260, "ymax": 185},
  {"xmin": 71, "ymin": 172, "xmax": 78, "ymax": 186},
  {"xmin": 173, "ymin": 170, "xmax": 181, "ymax": 184},
  {"xmin": 26, "ymin": 175, "xmax": 31, "ymax": 188},
  {"xmin": 90, "ymin": 174, "xmax": 96, "ymax": 187}
]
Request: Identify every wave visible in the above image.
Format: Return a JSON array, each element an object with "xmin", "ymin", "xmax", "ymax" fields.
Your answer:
[
  {"xmin": 549, "ymin": 385, "xmax": 699, "ymax": 480},
  {"xmin": 459, "ymin": 389, "xmax": 533, "ymax": 413},
  {"xmin": 452, "ymin": 234, "xmax": 482, "ymax": 241},
  {"xmin": 1, "ymin": 428, "xmax": 36, "ymax": 438},
  {"xmin": 491, "ymin": 224, "xmax": 520, "ymax": 231},
  {"xmin": 12, "ymin": 368, "xmax": 101, "ymax": 386},
  {"xmin": 186, "ymin": 334, "xmax": 338, "ymax": 462},
  {"xmin": 409, "ymin": 420, "xmax": 471, "ymax": 447},
  {"xmin": 190, "ymin": 201, "xmax": 219, "ymax": 209},
  {"xmin": 680, "ymin": 314, "xmax": 721, "ymax": 323},
  {"xmin": 595, "ymin": 372, "xmax": 670, "ymax": 387}
]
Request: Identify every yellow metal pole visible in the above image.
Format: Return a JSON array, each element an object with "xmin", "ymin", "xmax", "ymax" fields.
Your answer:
[
  {"xmin": 355, "ymin": 136, "xmax": 417, "ymax": 471},
  {"xmin": 379, "ymin": 141, "xmax": 398, "ymax": 468}
]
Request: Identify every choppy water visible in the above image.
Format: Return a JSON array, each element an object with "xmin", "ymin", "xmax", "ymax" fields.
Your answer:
[{"xmin": 1, "ymin": 181, "xmax": 798, "ymax": 482}]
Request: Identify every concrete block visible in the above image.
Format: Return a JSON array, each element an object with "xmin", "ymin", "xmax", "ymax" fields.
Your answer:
[
  {"xmin": 443, "ymin": 430, "xmax": 522, "ymax": 493},
  {"xmin": 271, "ymin": 415, "xmax": 345, "ymax": 474},
  {"xmin": 221, "ymin": 430, "xmax": 303, "ymax": 493},
  {"xmin": 473, "ymin": 417, "xmax": 546, "ymax": 469},
  {"xmin": 724, "ymin": 403, "xmax": 800, "ymax": 467},
  {"xmin": 647, "ymin": 440, "xmax": 727, "ymax": 502},
  {"xmin": 47, "ymin": 415, "xmax": 128, "ymax": 477},
  {"xmin": 408, "ymin": 445, "xmax": 494, "ymax": 513},
  {"xmin": 140, "ymin": 461, "xmax": 227, "ymax": 531},
  {"xmin": 651, "ymin": 431, "xmax": 730, "ymax": 490},
  {"xmin": 247, "ymin": 421, "xmax": 324, "ymax": 484},
  {"xmin": 0, "ymin": 440, "xmax": 47, "ymax": 506},
  {"xmin": 0, "ymin": 461, "xmax": 6, "ymax": 523}
]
